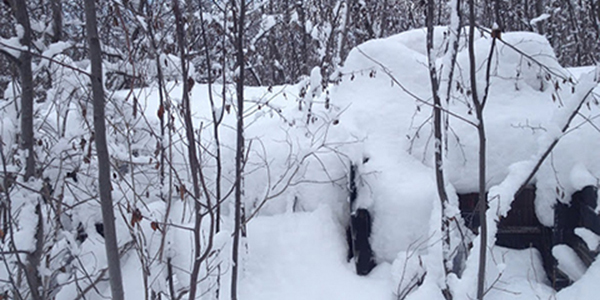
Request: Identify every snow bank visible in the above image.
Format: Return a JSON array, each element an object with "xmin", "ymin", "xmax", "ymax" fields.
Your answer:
[
  {"xmin": 558, "ymin": 258, "xmax": 600, "ymax": 300},
  {"xmin": 330, "ymin": 27, "xmax": 595, "ymax": 261},
  {"xmin": 333, "ymin": 31, "xmax": 437, "ymax": 262},
  {"xmin": 451, "ymin": 246, "xmax": 553, "ymax": 299},
  {"xmin": 329, "ymin": 27, "xmax": 598, "ymax": 299},
  {"xmin": 553, "ymin": 245, "xmax": 587, "ymax": 281},
  {"xmin": 574, "ymin": 227, "xmax": 600, "ymax": 250},
  {"xmin": 240, "ymin": 206, "xmax": 391, "ymax": 300}
]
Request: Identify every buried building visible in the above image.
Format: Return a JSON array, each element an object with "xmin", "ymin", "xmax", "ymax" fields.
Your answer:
[
  {"xmin": 347, "ymin": 160, "xmax": 600, "ymax": 291},
  {"xmin": 458, "ymin": 185, "xmax": 600, "ymax": 290},
  {"xmin": 322, "ymin": 26, "xmax": 600, "ymax": 298}
]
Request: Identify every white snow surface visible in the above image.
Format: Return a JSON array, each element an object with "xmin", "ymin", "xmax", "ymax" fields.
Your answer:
[
  {"xmin": 241, "ymin": 206, "xmax": 391, "ymax": 300},
  {"xmin": 574, "ymin": 227, "xmax": 600, "ymax": 251},
  {"xmin": 530, "ymin": 13, "xmax": 551, "ymax": 26},
  {"xmin": 557, "ymin": 258, "xmax": 600, "ymax": 300},
  {"xmin": 553, "ymin": 245, "xmax": 587, "ymax": 281}
]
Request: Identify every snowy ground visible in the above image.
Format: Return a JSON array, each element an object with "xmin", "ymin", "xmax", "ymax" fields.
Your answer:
[
  {"xmin": 237, "ymin": 208, "xmax": 554, "ymax": 300},
  {"xmin": 240, "ymin": 207, "xmax": 392, "ymax": 300}
]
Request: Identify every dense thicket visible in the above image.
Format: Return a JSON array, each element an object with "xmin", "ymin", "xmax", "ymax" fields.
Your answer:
[
  {"xmin": 1, "ymin": 0, "xmax": 599, "ymax": 95},
  {"xmin": 0, "ymin": 0, "xmax": 598, "ymax": 299}
]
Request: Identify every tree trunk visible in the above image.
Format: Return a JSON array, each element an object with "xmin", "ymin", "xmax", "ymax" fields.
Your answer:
[
  {"xmin": 468, "ymin": 0, "xmax": 488, "ymax": 299},
  {"xmin": 10, "ymin": 2, "xmax": 41, "ymax": 298},
  {"xmin": 378, "ymin": 0, "xmax": 390, "ymax": 38},
  {"xmin": 50, "ymin": 0, "xmax": 62, "ymax": 42},
  {"xmin": 337, "ymin": 0, "xmax": 354, "ymax": 66},
  {"xmin": 170, "ymin": 0, "xmax": 205, "ymax": 299},
  {"xmin": 231, "ymin": 0, "xmax": 246, "ymax": 299},
  {"xmin": 297, "ymin": 0, "xmax": 309, "ymax": 76},
  {"xmin": 534, "ymin": 0, "xmax": 545, "ymax": 34},
  {"xmin": 426, "ymin": 1, "xmax": 453, "ymax": 298},
  {"xmin": 10, "ymin": 0, "xmax": 35, "ymax": 181},
  {"xmin": 565, "ymin": 0, "xmax": 583, "ymax": 66},
  {"xmin": 493, "ymin": 0, "xmax": 503, "ymax": 30},
  {"xmin": 83, "ymin": 0, "xmax": 125, "ymax": 298}
]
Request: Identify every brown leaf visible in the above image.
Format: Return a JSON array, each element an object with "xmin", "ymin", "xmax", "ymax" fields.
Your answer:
[
  {"xmin": 157, "ymin": 104, "xmax": 164, "ymax": 120},
  {"xmin": 187, "ymin": 77, "xmax": 195, "ymax": 91},
  {"xmin": 154, "ymin": 141, "xmax": 161, "ymax": 156},
  {"xmin": 491, "ymin": 28, "xmax": 501, "ymax": 39},
  {"xmin": 0, "ymin": 229, "xmax": 4, "ymax": 240},
  {"xmin": 179, "ymin": 184, "xmax": 186, "ymax": 200},
  {"xmin": 151, "ymin": 221, "xmax": 161, "ymax": 232},
  {"xmin": 131, "ymin": 208, "xmax": 143, "ymax": 227}
]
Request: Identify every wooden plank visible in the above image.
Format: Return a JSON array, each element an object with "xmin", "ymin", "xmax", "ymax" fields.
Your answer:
[{"xmin": 497, "ymin": 226, "xmax": 543, "ymax": 234}]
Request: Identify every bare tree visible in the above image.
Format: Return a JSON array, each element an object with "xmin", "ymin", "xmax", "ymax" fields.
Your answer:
[
  {"xmin": 467, "ymin": 0, "xmax": 486, "ymax": 299},
  {"xmin": 425, "ymin": 0, "xmax": 456, "ymax": 298},
  {"xmin": 468, "ymin": 1, "xmax": 500, "ymax": 298},
  {"xmin": 83, "ymin": 0, "xmax": 125, "ymax": 298},
  {"xmin": 231, "ymin": 0, "xmax": 246, "ymax": 299},
  {"xmin": 4, "ymin": 2, "xmax": 42, "ymax": 300},
  {"xmin": 171, "ymin": 1, "xmax": 206, "ymax": 299},
  {"xmin": 8, "ymin": 0, "xmax": 35, "ymax": 181}
]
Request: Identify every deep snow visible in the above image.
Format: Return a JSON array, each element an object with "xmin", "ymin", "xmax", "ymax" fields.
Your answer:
[{"xmin": 2, "ymin": 26, "xmax": 600, "ymax": 299}]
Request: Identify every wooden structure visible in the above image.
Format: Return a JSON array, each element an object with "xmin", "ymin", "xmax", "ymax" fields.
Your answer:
[
  {"xmin": 553, "ymin": 186, "xmax": 600, "ymax": 288},
  {"xmin": 458, "ymin": 185, "xmax": 600, "ymax": 290},
  {"xmin": 344, "ymin": 158, "xmax": 600, "ymax": 284}
]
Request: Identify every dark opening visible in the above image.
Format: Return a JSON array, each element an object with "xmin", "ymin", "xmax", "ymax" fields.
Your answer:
[
  {"xmin": 347, "ymin": 209, "xmax": 376, "ymax": 275},
  {"xmin": 458, "ymin": 192, "xmax": 483, "ymax": 231},
  {"xmin": 346, "ymin": 163, "xmax": 376, "ymax": 275},
  {"xmin": 95, "ymin": 222, "xmax": 105, "ymax": 238},
  {"xmin": 458, "ymin": 186, "xmax": 559, "ymax": 289}
]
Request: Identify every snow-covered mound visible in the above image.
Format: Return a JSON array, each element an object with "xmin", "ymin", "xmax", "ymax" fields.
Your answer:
[
  {"xmin": 333, "ymin": 26, "xmax": 599, "ymax": 240},
  {"xmin": 326, "ymin": 27, "xmax": 599, "ymax": 299}
]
